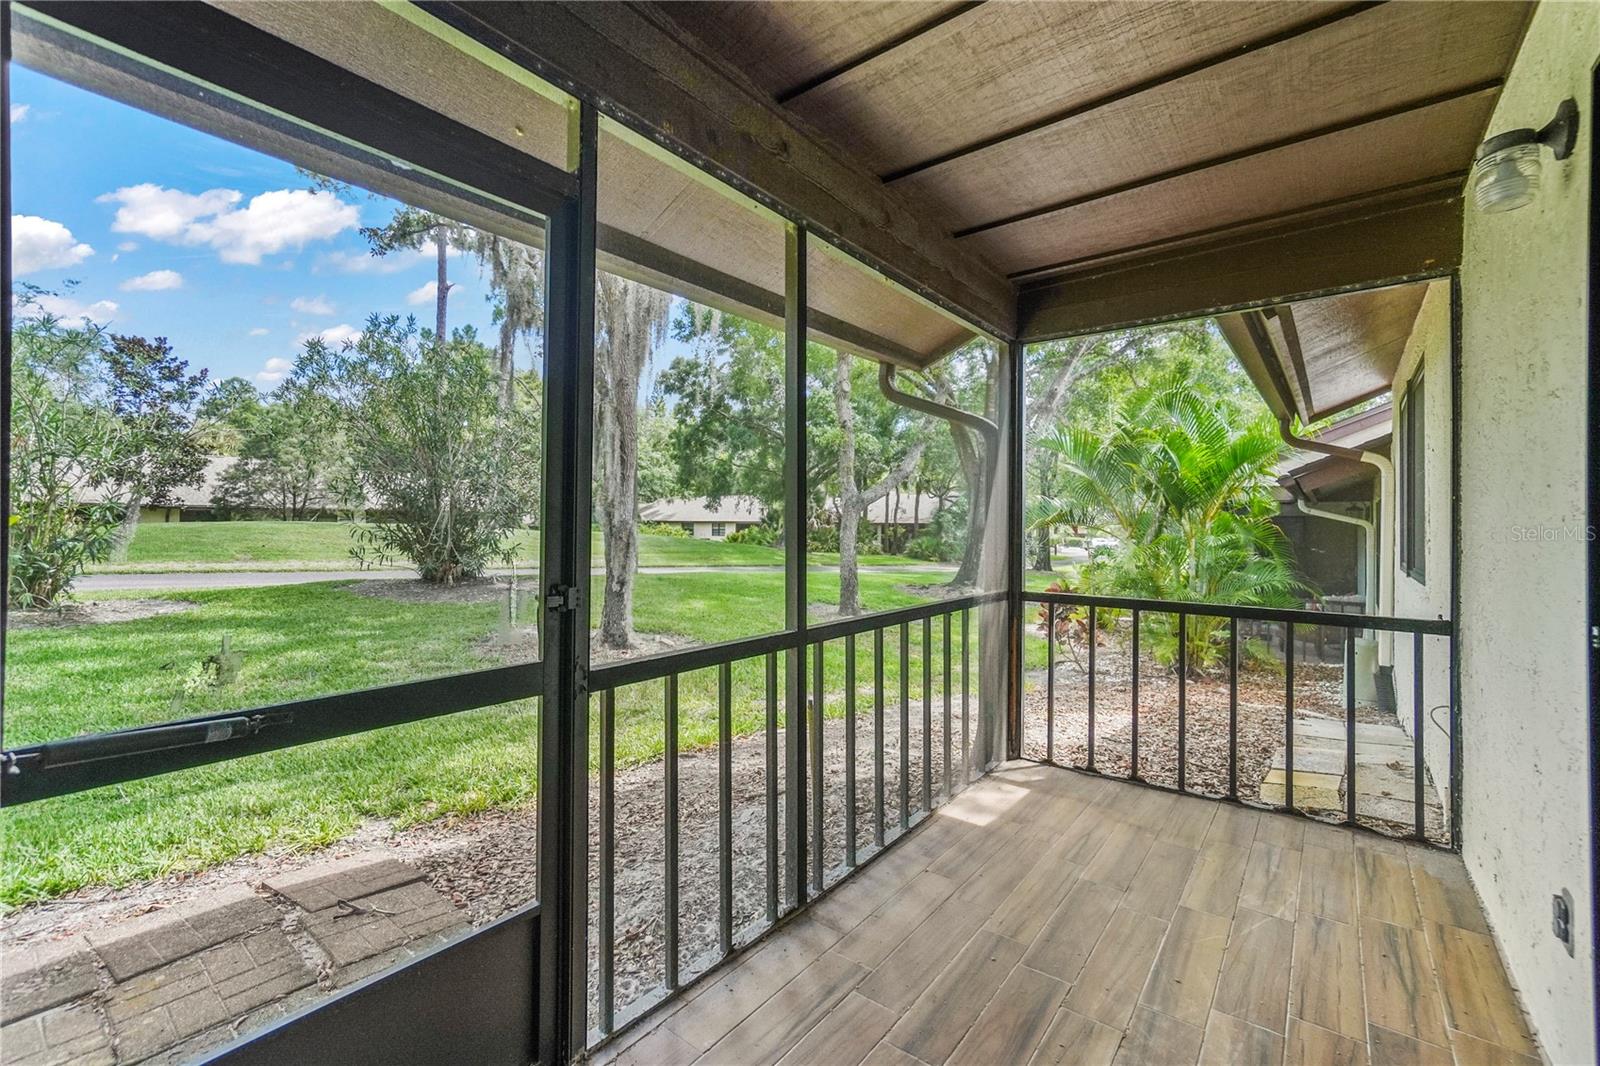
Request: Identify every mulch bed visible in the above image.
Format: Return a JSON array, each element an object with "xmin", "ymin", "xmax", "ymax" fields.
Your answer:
[{"xmin": 5, "ymin": 598, "xmax": 198, "ymax": 629}]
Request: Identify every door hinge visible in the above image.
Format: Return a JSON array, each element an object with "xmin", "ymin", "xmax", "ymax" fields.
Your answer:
[{"xmin": 545, "ymin": 584, "xmax": 582, "ymax": 612}]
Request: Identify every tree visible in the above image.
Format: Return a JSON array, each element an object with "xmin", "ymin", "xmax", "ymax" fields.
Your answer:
[
  {"xmin": 101, "ymin": 334, "xmax": 209, "ymax": 560},
  {"xmin": 658, "ymin": 307, "xmax": 791, "ymax": 510},
  {"xmin": 302, "ymin": 316, "xmax": 539, "ymax": 583},
  {"xmin": 209, "ymin": 380, "xmax": 350, "ymax": 520},
  {"xmin": 362, "ymin": 206, "xmax": 453, "ymax": 342},
  {"xmin": 593, "ymin": 273, "xmax": 672, "ymax": 649},
  {"xmin": 7, "ymin": 302, "xmax": 128, "ymax": 607},
  {"xmin": 829, "ymin": 350, "xmax": 925, "ymax": 614},
  {"xmin": 1033, "ymin": 362, "xmax": 1299, "ymax": 671}
]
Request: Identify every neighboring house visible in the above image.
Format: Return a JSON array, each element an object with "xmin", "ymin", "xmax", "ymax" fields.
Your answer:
[
  {"xmin": 1222, "ymin": 277, "xmax": 1453, "ymax": 809},
  {"xmin": 858, "ymin": 492, "xmax": 944, "ymax": 536},
  {"xmin": 637, "ymin": 496, "xmax": 766, "ymax": 540},
  {"xmin": 72, "ymin": 455, "xmax": 235, "ymax": 523},
  {"xmin": 1269, "ymin": 401, "xmax": 1392, "ymax": 602}
]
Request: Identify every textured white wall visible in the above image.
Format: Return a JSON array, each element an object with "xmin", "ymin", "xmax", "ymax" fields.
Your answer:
[
  {"xmin": 1391, "ymin": 281, "xmax": 1455, "ymax": 819},
  {"xmin": 1459, "ymin": 4, "xmax": 1596, "ymax": 1061}
]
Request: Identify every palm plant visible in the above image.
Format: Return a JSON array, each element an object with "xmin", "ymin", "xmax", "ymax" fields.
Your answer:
[{"xmin": 1031, "ymin": 363, "xmax": 1303, "ymax": 672}]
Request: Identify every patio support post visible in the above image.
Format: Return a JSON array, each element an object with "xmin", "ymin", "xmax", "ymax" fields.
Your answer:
[
  {"xmin": 537, "ymin": 102, "xmax": 598, "ymax": 1066},
  {"xmin": 783, "ymin": 222, "xmax": 809, "ymax": 908},
  {"xmin": 983, "ymin": 339, "xmax": 1024, "ymax": 765}
]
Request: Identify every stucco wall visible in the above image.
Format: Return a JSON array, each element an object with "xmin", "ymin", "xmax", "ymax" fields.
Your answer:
[
  {"xmin": 1391, "ymin": 281, "xmax": 1455, "ymax": 819},
  {"xmin": 1459, "ymin": 4, "xmax": 1595, "ymax": 1061}
]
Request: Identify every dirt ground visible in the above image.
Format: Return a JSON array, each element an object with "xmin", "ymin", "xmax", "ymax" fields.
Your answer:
[{"xmin": 5, "ymin": 598, "xmax": 198, "ymax": 629}]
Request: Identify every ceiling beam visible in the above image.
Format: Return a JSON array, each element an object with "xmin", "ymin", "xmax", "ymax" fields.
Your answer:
[
  {"xmin": 430, "ymin": 1, "xmax": 1018, "ymax": 340},
  {"xmin": 775, "ymin": 1, "xmax": 986, "ymax": 105},
  {"xmin": 1007, "ymin": 173, "xmax": 1464, "ymax": 284},
  {"xmin": 951, "ymin": 81, "xmax": 1499, "ymax": 239},
  {"xmin": 1017, "ymin": 188, "xmax": 1461, "ymax": 342},
  {"xmin": 880, "ymin": 1, "xmax": 1380, "ymax": 184}
]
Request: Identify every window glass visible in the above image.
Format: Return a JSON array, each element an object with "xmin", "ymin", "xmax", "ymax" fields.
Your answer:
[
  {"xmin": 805, "ymin": 241, "xmax": 991, "ymax": 621},
  {"xmin": 590, "ymin": 117, "xmax": 790, "ymax": 663},
  {"xmin": 4, "ymin": 20, "xmax": 549, "ymax": 1057},
  {"xmin": 7, "ymin": 53, "xmax": 547, "ymax": 746}
]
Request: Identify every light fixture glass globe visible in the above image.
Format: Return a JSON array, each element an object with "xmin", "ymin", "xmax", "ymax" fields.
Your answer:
[{"xmin": 1472, "ymin": 143, "xmax": 1542, "ymax": 213}]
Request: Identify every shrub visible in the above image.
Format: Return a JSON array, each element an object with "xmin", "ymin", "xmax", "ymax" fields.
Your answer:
[
  {"xmin": 302, "ymin": 316, "xmax": 540, "ymax": 584},
  {"xmin": 725, "ymin": 523, "xmax": 777, "ymax": 546},
  {"xmin": 639, "ymin": 521, "xmax": 690, "ymax": 538}
]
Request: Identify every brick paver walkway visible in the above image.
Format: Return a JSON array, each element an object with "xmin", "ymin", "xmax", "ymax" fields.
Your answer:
[{"xmin": 2, "ymin": 857, "xmax": 469, "ymax": 1065}]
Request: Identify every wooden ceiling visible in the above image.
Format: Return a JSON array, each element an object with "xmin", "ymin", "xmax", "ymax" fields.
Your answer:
[{"xmin": 664, "ymin": 0, "xmax": 1532, "ymax": 300}]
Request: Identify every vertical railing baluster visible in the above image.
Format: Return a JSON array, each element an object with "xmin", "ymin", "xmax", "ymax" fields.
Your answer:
[
  {"xmin": 1087, "ymin": 605, "xmax": 1098, "ymax": 771},
  {"xmin": 1346, "ymin": 628, "xmax": 1358, "ymax": 826},
  {"xmin": 845, "ymin": 634, "xmax": 857, "ymax": 867},
  {"xmin": 717, "ymin": 662, "xmax": 733, "ymax": 956},
  {"xmin": 874, "ymin": 627, "xmax": 886, "ymax": 847},
  {"xmin": 922, "ymin": 616, "xmax": 932, "ymax": 814},
  {"xmin": 1284, "ymin": 622, "xmax": 1296, "ymax": 813},
  {"xmin": 1046, "ymin": 603, "xmax": 1056, "ymax": 763},
  {"xmin": 763, "ymin": 655, "xmax": 776, "ymax": 925},
  {"xmin": 811, "ymin": 642, "xmax": 824, "ymax": 892},
  {"xmin": 942, "ymin": 611, "xmax": 952, "ymax": 803},
  {"xmin": 665, "ymin": 675, "xmax": 681, "ymax": 988},
  {"xmin": 961, "ymin": 608, "xmax": 971, "ymax": 788},
  {"xmin": 898, "ymin": 622, "xmax": 910, "ymax": 832},
  {"xmin": 1413, "ymin": 633, "xmax": 1426, "ymax": 841},
  {"xmin": 599, "ymin": 688, "xmax": 615, "ymax": 1034},
  {"xmin": 1131, "ymin": 608, "xmax": 1140, "ymax": 779},
  {"xmin": 1177, "ymin": 612, "xmax": 1187, "ymax": 792},
  {"xmin": 1227, "ymin": 617, "xmax": 1238, "ymax": 800}
]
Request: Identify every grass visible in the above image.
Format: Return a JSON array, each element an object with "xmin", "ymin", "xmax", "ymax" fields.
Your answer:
[
  {"xmin": 86, "ymin": 521, "xmax": 932, "ymax": 573},
  {"xmin": 2, "ymin": 569, "xmax": 980, "ymax": 905}
]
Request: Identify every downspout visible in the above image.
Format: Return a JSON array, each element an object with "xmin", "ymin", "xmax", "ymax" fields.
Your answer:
[
  {"xmin": 878, "ymin": 362, "xmax": 999, "ymax": 454},
  {"xmin": 1277, "ymin": 416, "xmax": 1397, "ymax": 671},
  {"xmin": 1278, "ymin": 475, "xmax": 1377, "ymax": 616}
]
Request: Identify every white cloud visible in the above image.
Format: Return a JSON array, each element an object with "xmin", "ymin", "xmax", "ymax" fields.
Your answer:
[
  {"xmin": 317, "ymin": 247, "xmax": 431, "ymax": 275},
  {"xmin": 9, "ymin": 104, "xmax": 29, "ymax": 123},
  {"xmin": 290, "ymin": 294, "xmax": 335, "ymax": 315},
  {"xmin": 406, "ymin": 280, "xmax": 438, "ymax": 306},
  {"xmin": 255, "ymin": 357, "xmax": 292, "ymax": 385},
  {"xmin": 117, "ymin": 241, "xmax": 139, "ymax": 253},
  {"xmin": 296, "ymin": 323, "xmax": 362, "ymax": 348},
  {"xmin": 98, "ymin": 184, "xmax": 358, "ymax": 264},
  {"xmin": 99, "ymin": 183, "xmax": 240, "ymax": 241},
  {"xmin": 23, "ymin": 292, "xmax": 119, "ymax": 324},
  {"xmin": 248, "ymin": 327, "xmax": 270, "ymax": 337},
  {"xmin": 11, "ymin": 215, "xmax": 94, "ymax": 275},
  {"xmin": 120, "ymin": 269, "xmax": 184, "ymax": 292}
]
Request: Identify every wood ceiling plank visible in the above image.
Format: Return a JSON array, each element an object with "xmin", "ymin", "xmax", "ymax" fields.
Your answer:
[
  {"xmin": 1289, "ymin": 284, "xmax": 1430, "ymax": 419},
  {"xmin": 786, "ymin": 1, "xmax": 1341, "ymax": 176},
  {"xmin": 901, "ymin": 1, "xmax": 1529, "ymax": 232},
  {"xmin": 967, "ymin": 90, "xmax": 1493, "ymax": 276},
  {"xmin": 444, "ymin": 2, "xmax": 1017, "ymax": 338},
  {"xmin": 664, "ymin": 1, "xmax": 967, "ymax": 100}
]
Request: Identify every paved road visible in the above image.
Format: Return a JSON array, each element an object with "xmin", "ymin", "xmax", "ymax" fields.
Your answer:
[{"xmin": 76, "ymin": 563, "xmax": 956, "ymax": 592}]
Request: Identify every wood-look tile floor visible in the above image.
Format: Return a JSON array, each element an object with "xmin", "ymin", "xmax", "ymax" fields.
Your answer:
[{"xmin": 596, "ymin": 763, "xmax": 1541, "ymax": 1066}]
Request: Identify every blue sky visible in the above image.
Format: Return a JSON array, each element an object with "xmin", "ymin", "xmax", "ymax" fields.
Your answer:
[{"xmin": 8, "ymin": 65, "xmax": 545, "ymax": 389}]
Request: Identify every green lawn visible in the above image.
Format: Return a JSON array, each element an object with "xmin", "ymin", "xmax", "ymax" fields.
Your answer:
[
  {"xmin": 2, "ymin": 569, "xmax": 984, "ymax": 904},
  {"xmin": 87, "ymin": 521, "xmax": 932, "ymax": 573}
]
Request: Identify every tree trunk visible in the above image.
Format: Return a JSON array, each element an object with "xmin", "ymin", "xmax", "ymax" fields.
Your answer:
[
  {"xmin": 107, "ymin": 494, "xmax": 142, "ymax": 562},
  {"xmin": 834, "ymin": 353, "xmax": 862, "ymax": 615},
  {"xmin": 594, "ymin": 275, "xmax": 671, "ymax": 649},
  {"xmin": 434, "ymin": 228, "xmax": 450, "ymax": 343}
]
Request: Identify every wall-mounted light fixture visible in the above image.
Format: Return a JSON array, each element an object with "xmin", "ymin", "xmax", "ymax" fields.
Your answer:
[{"xmin": 1471, "ymin": 97, "xmax": 1580, "ymax": 213}]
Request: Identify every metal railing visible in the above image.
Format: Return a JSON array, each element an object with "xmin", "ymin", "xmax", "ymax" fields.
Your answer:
[
  {"xmin": 584, "ymin": 592, "xmax": 995, "ymax": 1041},
  {"xmin": 1022, "ymin": 591, "xmax": 1457, "ymax": 848}
]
